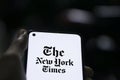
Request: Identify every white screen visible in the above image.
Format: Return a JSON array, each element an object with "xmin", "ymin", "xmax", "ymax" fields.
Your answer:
[{"xmin": 26, "ymin": 32, "xmax": 83, "ymax": 80}]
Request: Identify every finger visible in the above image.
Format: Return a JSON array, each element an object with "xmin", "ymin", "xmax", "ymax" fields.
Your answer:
[
  {"xmin": 84, "ymin": 66, "xmax": 94, "ymax": 78},
  {"xmin": 5, "ymin": 29, "xmax": 28, "ymax": 57}
]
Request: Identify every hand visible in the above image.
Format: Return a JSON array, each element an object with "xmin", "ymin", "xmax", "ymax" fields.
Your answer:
[
  {"xmin": 0, "ymin": 29, "xmax": 28, "ymax": 80},
  {"xmin": 4, "ymin": 29, "xmax": 94, "ymax": 80}
]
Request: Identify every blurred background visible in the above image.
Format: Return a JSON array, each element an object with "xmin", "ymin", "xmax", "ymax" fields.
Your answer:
[{"xmin": 0, "ymin": 0, "xmax": 120, "ymax": 80}]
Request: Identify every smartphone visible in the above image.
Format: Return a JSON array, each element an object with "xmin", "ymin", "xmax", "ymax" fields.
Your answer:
[{"xmin": 26, "ymin": 32, "xmax": 84, "ymax": 80}]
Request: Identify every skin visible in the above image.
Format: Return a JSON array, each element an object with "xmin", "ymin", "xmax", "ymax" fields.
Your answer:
[{"xmin": 0, "ymin": 29, "xmax": 93, "ymax": 80}]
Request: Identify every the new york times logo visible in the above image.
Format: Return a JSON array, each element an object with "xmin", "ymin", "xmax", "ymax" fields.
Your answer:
[{"xmin": 36, "ymin": 46, "xmax": 74, "ymax": 73}]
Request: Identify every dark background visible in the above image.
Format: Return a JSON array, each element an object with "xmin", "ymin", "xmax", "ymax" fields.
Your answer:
[{"xmin": 0, "ymin": 0, "xmax": 120, "ymax": 80}]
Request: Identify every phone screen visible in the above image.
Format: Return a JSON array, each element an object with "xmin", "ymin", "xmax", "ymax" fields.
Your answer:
[{"xmin": 26, "ymin": 32, "xmax": 83, "ymax": 80}]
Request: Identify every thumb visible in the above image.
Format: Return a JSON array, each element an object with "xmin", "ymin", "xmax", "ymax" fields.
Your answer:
[{"xmin": 5, "ymin": 29, "xmax": 28, "ymax": 57}]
